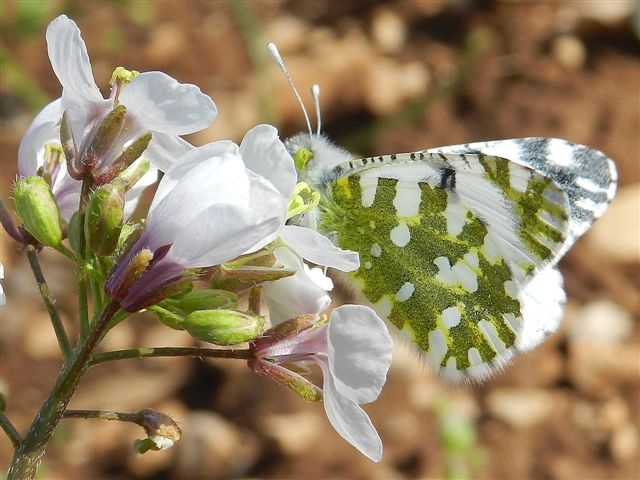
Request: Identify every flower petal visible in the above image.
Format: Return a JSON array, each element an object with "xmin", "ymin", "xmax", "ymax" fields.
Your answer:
[
  {"xmin": 320, "ymin": 362, "xmax": 383, "ymax": 462},
  {"xmin": 282, "ymin": 225, "xmax": 360, "ymax": 271},
  {"xmin": 0, "ymin": 262, "xmax": 5, "ymax": 306},
  {"xmin": 142, "ymin": 132, "xmax": 194, "ymax": 173},
  {"xmin": 17, "ymin": 99, "xmax": 61, "ymax": 176},
  {"xmin": 239, "ymin": 124, "xmax": 296, "ymax": 199},
  {"xmin": 263, "ymin": 247, "xmax": 331, "ymax": 323},
  {"xmin": 120, "ymin": 71, "xmax": 216, "ymax": 135},
  {"xmin": 328, "ymin": 305, "xmax": 392, "ymax": 404},
  {"xmin": 148, "ymin": 141, "xmax": 239, "ymax": 215},
  {"xmin": 46, "ymin": 15, "xmax": 102, "ymax": 105}
]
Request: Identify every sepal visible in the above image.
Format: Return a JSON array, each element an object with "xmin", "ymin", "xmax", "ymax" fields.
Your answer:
[{"xmin": 13, "ymin": 176, "xmax": 62, "ymax": 247}]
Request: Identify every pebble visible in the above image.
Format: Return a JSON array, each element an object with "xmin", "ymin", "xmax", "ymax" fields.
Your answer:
[
  {"xmin": 262, "ymin": 411, "xmax": 323, "ymax": 456},
  {"xmin": 567, "ymin": 299, "xmax": 634, "ymax": 345},
  {"xmin": 371, "ymin": 8, "xmax": 407, "ymax": 54},
  {"xmin": 363, "ymin": 58, "xmax": 429, "ymax": 115},
  {"xmin": 485, "ymin": 388, "xmax": 560, "ymax": 429},
  {"xmin": 609, "ymin": 423, "xmax": 640, "ymax": 463},
  {"xmin": 551, "ymin": 34, "xmax": 587, "ymax": 70},
  {"xmin": 172, "ymin": 411, "xmax": 260, "ymax": 479},
  {"xmin": 586, "ymin": 183, "xmax": 640, "ymax": 264}
]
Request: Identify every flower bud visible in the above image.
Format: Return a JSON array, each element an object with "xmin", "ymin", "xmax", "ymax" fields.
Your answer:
[
  {"xmin": 13, "ymin": 176, "xmax": 62, "ymax": 247},
  {"xmin": 249, "ymin": 357, "xmax": 323, "ymax": 402},
  {"xmin": 184, "ymin": 309, "xmax": 265, "ymax": 346},
  {"xmin": 134, "ymin": 408, "xmax": 181, "ymax": 454},
  {"xmin": 85, "ymin": 183, "xmax": 125, "ymax": 256},
  {"xmin": 154, "ymin": 289, "xmax": 238, "ymax": 330}
]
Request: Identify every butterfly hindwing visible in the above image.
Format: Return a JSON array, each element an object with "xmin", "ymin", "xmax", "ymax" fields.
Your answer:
[{"xmin": 316, "ymin": 151, "xmax": 571, "ymax": 381}]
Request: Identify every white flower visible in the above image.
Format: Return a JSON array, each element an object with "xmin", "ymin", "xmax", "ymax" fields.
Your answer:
[
  {"xmin": 105, "ymin": 141, "xmax": 286, "ymax": 311},
  {"xmin": 0, "ymin": 262, "xmax": 5, "ymax": 305},
  {"xmin": 249, "ymin": 305, "xmax": 393, "ymax": 461},
  {"xmin": 18, "ymin": 15, "xmax": 215, "ymax": 220},
  {"xmin": 239, "ymin": 124, "xmax": 359, "ymax": 321}
]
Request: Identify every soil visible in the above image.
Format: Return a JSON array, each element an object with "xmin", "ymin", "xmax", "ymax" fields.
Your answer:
[{"xmin": 1, "ymin": 2, "xmax": 638, "ymax": 479}]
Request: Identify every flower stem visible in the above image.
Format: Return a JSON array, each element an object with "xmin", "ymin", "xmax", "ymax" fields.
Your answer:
[
  {"xmin": 25, "ymin": 245, "xmax": 71, "ymax": 357},
  {"xmin": 7, "ymin": 300, "xmax": 120, "ymax": 480},
  {"xmin": 76, "ymin": 175, "xmax": 94, "ymax": 339},
  {"xmin": 63, "ymin": 409, "xmax": 144, "ymax": 425},
  {"xmin": 90, "ymin": 346, "xmax": 252, "ymax": 366},
  {"xmin": 0, "ymin": 411, "xmax": 22, "ymax": 448}
]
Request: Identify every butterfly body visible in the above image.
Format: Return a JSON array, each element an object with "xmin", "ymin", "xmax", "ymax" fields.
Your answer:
[{"xmin": 286, "ymin": 134, "xmax": 617, "ymax": 381}]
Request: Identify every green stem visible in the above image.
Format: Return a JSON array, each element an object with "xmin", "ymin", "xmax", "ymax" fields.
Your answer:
[
  {"xmin": 0, "ymin": 411, "xmax": 22, "ymax": 448},
  {"xmin": 76, "ymin": 177, "xmax": 94, "ymax": 338},
  {"xmin": 7, "ymin": 300, "xmax": 120, "ymax": 480},
  {"xmin": 90, "ymin": 346, "xmax": 252, "ymax": 366},
  {"xmin": 25, "ymin": 245, "xmax": 71, "ymax": 357}
]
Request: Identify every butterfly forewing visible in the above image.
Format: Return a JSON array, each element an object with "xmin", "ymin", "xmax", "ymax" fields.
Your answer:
[{"xmin": 317, "ymin": 151, "xmax": 572, "ymax": 381}]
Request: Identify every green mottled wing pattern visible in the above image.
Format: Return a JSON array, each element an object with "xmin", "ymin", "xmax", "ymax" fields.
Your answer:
[{"xmin": 317, "ymin": 152, "xmax": 571, "ymax": 381}]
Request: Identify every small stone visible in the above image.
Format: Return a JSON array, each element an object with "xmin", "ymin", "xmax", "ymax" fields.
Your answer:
[
  {"xmin": 363, "ymin": 58, "xmax": 429, "ymax": 115},
  {"xmin": 586, "ymin": 183, "xmax": 640, "ymax": 264},
  {"xmin": 609, "ymin": 423, "xmax": 640, "ymax": 463},
  {"xmin": 551, "ymin": 34, "xmax": 587, "ymax": 70},
  {"xmin": 371, "ymin": 8, "xmax": 407, "ymax": 54},
  {"xmin": 486, "ymin": 388, "xmax": 559, "ymax": 429},
  {"xmin": 567, "ymin": 299, "xmax": 633, "ymax": 345},
  {"xmin": 263, "ymin": 412, "xmax": 322, "ymax": 456},
  {"xmin": 172, "ymin": 411, "xmax": 260, "ymax": 479}
]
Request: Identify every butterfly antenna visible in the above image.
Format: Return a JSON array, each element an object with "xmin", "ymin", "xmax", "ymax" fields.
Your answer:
[
  {"xmin": 311, "ymin": 84, "xmax": 322, "ymax": 136},
  {"xmin": 267, "ymin": 42, "xmax": 313, "ymax": 137}
]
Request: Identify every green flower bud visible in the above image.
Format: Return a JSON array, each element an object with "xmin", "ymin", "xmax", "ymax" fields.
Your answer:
[
  {"xmin": 85, "ymin": 183, "xmax": 125, "ymax": 256},
  {"xmin": 184, "ymin": 309, "xmax": 265, "ymax": 346},
  {"xmin": 13, "ymin": 176, "xmax": 62, "ymax": 247}
]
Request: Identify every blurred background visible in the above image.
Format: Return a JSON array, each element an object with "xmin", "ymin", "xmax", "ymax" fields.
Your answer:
[{"xmin": 1, "ymin": 1, "xmax": 638, "ymax": 479}]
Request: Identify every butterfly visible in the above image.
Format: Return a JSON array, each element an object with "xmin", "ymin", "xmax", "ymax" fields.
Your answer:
[{"xmin": 269, "ymin": 44, "xmax": 618, "ymax": 382}]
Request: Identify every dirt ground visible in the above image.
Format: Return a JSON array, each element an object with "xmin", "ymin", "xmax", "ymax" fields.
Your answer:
[{"xmin": 1, "ymin": 1, "xmax": 639, "ymax": 479}]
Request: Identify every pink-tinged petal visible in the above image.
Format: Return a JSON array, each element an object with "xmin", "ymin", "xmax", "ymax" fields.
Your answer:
[
  {"xmin": 123, "ymin": 162, "xmax": 159, "ymax": 219},
  {"xmin": 17, "ymin": 99, "xmax": 62, "ymax": 176},
  {"xmin": 120, "ymin": 72, "xmax": 216, "ymax": 134},
  {"xmin": 263, "ymin": 248, "xmax": 331, "ymax": 324},
  {"xmin": 148, "ymin": 153, "xmax": 249, "ymax": 247},
  {"xmin": 328, "ymin": 305, "xmax": 392, "ymax": 404},
  {"xmin": 148, "ymin": 142, "xmax": 240, "ymax": 214},
  {"xmin": 169, "ymin": 172, "xmax": 285, "ymax": 267},
  {"xmin": 239, "ymin": 124, "xmax": 296, "ymax": 198},
  {"xmin": 320, "ymin": 361, "xmax": 383, "ymax": 462},
  {"xmin": 282, "ymin": 225, "xmax": 360, "ymax": 271},
  {"xmin": 46, "ymin": 15, "xmax": 102, "ymax": 105}
]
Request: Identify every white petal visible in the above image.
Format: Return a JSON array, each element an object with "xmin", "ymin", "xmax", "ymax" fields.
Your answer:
[
  {"xmin": 148, "ymin": 152, "xmax": 249, "ymax": 247},
  {"xmin": 46, "ymin": 15, "xmax": 102, "ymax": 104},
  {"xmin": 149, "ymin": 141, "xmax": 239, "ymax": 213},
  {"xmin": 18, "ymin": 99, "xmax": 61, "ymax": 176},
  {"xmin": 328, "ymin": 305, "xmax": 392, "ymax": 404},
  {"xmin": 282, "ymin": 225, "xmax": 360, "ymax": 271},
  {"xmin": 168, "ymin": 171, "xmax": 285, "ymax": 267},
  {"xmin": 123, "ymin": 162, "xmax": 159, "ymax": 219},
  {"xmin": 120, "ymin": 72, "xmax": 216, "ymax": 134},
  {"xmin": 142, "ymin": 132, "xmax": 194, "ymax": 173},
  {"xmin": 321, "ymin": 365, "xmax": 383, "ymax": 462},
  {"xmin": 239, "ymin": 124, "xmax": 296, "ymax": 199},
  {"xmin": 263, "ymin": 248, "xmax": 331, "ymax": 323}
]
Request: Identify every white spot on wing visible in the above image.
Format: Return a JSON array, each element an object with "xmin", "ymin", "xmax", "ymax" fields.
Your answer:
[
  {"xmin": 443, "ymin": 191, "xmax": 466, "ymax": 236},
  {"xmin": 390, "ymin": 223, "xmax": 410, "ymax": 247},
  {"xmin": 508, "ymin": 162, "xmax": 530, "ymax": 192},
  {"xmin": 546, "ymin": 139, "xmax": 575, "ymax": 167},
  {"xmin": 434, "ymin": 256, "xmax": 455, "ymax": 285},
  {"xmin": 452, "ymin": 262, "xmax": 478, "ymax": 292},
  {"xmin": 360, "ymin": 176, "xmax": 378, "ymax": 207},
  {"xmin": 371, "ymin": 243, "xmax": 382, "ymax": 257},
  {"xmin": 468, "ymin": 347, "xmax": 483, "ymax": 366},
  {"xmin": 442, "ymin": 306, "xmax": 461, "ymax": 328},
  {"xmin": 395, "ymin": 282, "xmax": 415, "ymax": 302},
  {"xmin": 394, "ymin": 181, "xmax": 422, "ymax": 217},
  {"xmin": 478, "ymin": 319, "xmax": 507, "ymax": 353},
  {"xmin": 428, "ymin": 330, "xmax": 447, "ymax": 364}
]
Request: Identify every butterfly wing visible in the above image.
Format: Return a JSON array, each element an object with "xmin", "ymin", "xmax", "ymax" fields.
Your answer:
[
  {"xmin": 317, "ymin": 150, "xmax": 572, "ymax": 381},
  {"xmin": 429, "ymin": 138, "xmax": 618, "ymax": 257}
]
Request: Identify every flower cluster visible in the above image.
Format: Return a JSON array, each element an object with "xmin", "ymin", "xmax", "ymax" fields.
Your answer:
[{"xmin": 2, "ymin": 14, "xmax": 394, "ymax": 469}]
